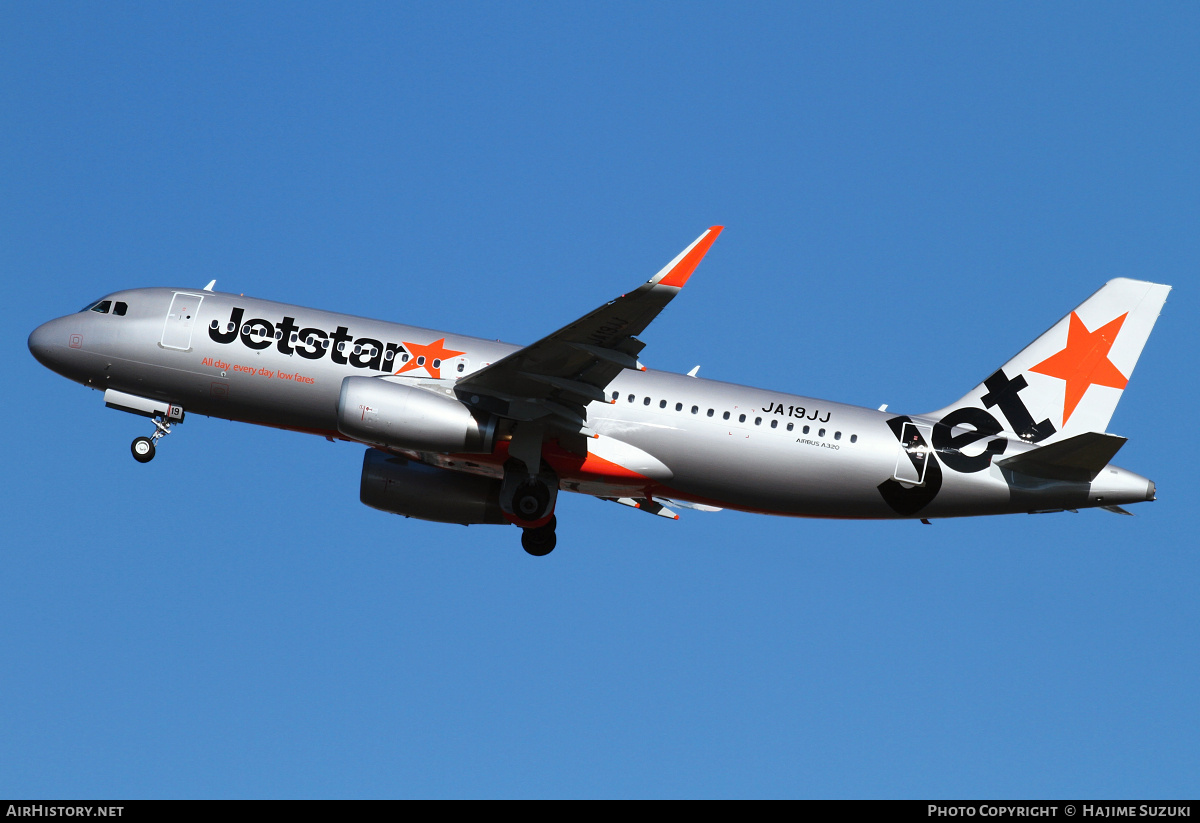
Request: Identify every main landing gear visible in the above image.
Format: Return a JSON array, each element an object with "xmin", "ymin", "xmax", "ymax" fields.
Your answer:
[
  {"xmin": 499, "ymin": 424, "xmax": 560, "ymax": 557},
  {"xmin": 512, "ymin": 476, "xmax": 552, "ymax": 522},
  {"xmin": 130, "ymin": 416, "xmax": 175, "ymax": 463},
  {"xmin": 521, "ymin": 516, "xmax": 557, "ymax": 557},
  {"xmin": 500, "ymin": 464, "xmax": 560, "ymax": 557}
]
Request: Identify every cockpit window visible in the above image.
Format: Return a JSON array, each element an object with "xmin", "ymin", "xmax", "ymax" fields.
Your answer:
[{"xmin": 79, "ymin": 298, "xmax": 129, "ymax": 316}]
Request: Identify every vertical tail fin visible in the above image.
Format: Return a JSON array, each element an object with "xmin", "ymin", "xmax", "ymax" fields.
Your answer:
[{"xmin": 927, "ymin": 278, "xmax": 1171, "ymax": 444}]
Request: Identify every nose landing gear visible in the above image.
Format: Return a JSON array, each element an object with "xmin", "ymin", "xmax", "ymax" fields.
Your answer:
[
  {"xmin": 104, "ymin": 391, "xmax": 184, "ymax": 464},
  {"xmin": 130, "ymin": 416, "xmax": 175, "ymax": 463},
  {"xmin": 131, "ymin": 436, "xmax": 155, "ymax": 462}
]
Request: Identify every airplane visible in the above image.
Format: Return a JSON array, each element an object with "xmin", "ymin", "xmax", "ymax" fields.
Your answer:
[{"xmin": 28, "ymin": 227, "xmax": 1171, "ymax": 556}]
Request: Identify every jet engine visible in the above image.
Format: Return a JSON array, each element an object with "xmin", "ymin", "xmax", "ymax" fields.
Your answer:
[
  {"xmin": 338, "ymin": 376, "xmax": 496, "ymax": 454},
  {"xmin": 359, "ymin": 449, "xmax": 508, "ymax": 525}
]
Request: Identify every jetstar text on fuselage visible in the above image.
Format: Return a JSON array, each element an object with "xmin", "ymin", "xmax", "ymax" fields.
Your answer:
[{"xmin": 208, "ymin": 306, "xmax": 450, "ymax": 375}]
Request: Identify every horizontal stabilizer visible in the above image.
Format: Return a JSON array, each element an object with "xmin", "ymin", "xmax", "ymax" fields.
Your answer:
[{"xmin": 996, "ymin": 432, "xmax": 1127, "ymax": 482}]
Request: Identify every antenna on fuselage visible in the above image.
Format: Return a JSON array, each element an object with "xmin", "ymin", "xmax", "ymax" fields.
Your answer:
[
  {"xmin": 687, "ymin": 365, "xmax": 700, "ymax": 377},
  {"xmin": 203, "ymin": 280, "xmax": 216, "ymax": 292}
]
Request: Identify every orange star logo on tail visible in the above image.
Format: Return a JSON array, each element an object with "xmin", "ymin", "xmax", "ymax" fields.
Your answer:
[
  {"xmin": 395, "ymin": 338, "xmax": 465, "ymax": 379},
  {"xmin": 1028, "ymin": 311, "xmax": 1129, "ymax": 423}
]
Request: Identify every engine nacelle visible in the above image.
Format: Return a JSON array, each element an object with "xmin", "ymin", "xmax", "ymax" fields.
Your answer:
[
  {"xmin": 338, "ymin": 376, "xmax": 496, "ymax": 454},
  {"xmin": 359, "ymin": 449, "xmax": 508, "ymax": 525}
]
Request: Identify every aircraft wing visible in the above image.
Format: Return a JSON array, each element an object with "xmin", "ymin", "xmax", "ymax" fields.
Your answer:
[{"xmin": 454, "ymin": 227, "xmax": 723, "ymax": 426}]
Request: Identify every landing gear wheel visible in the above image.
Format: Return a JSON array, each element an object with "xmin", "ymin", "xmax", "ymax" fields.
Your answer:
[
  {"xmin": 131, "ymin": 436, "xmax": 155, "ymax": 463},
  {"xmin": 521, "ymin": 529, "xmax": 556, "ymax": 557},
  {"xmin": 521, "ymin": 516, "xmax": 557, "ymax": 557},
  {"xmin": 513, "ymin": 480, "xmax": 551, "ymax": 522}
]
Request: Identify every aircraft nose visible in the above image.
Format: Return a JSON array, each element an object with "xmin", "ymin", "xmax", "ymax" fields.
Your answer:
[
  {"xmin": 28, "ymin": 317, "xmax": 74, "ymax": 372},
  {"xmin": 28, "ymin": 320, "xmax": 57, "ymax": 367}
]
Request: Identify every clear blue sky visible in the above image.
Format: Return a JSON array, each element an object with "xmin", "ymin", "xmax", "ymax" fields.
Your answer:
[{"xmin": 3, "ymin": 2, "xmax": 1197, "ymax": 798}]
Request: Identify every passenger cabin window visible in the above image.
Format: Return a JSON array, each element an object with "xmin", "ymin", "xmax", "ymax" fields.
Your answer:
[
  {"xmin": 770, "ymin": 419, "xmax": 778, "ymax": 428},
  {"xmin": 675, "ymin": 403, "xmax": 683, "ymax": 411},
  {"xmin": 659, "ymin": 400, "xmax": 667, "ymax": 409},
  {"xmin": 707, "ymin": 409, "xmax": 714, "ymax": 417},
  {"xmin": 850, "ymin": 434, "xmax": 858, "ymax": 443},
  {"xmin": 643, "ymin": 397, "xmax": 651, "ymax": 406},
  {"xmin": 691, "ymin": 405, "xmax": 698, "ymax": 414},
  {"xmin": 723, "ymin": 411, "xmax": 730, "ymax": 420},
  {"xmin": 738, "ymin": 414, "xmax": 746, "ymax": 423},
  {"xmin": 787, "ymin": 422, "xmax": 794, "ymax": 431}
]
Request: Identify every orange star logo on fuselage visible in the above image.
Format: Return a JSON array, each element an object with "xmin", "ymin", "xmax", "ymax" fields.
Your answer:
[
  {"xmin": 1028, "ymin": 311, "xmax": 1129, "ymax": 424},
  {"xmin": 395, "ymin": 338, "xmax": 466, "ymax": 379}
]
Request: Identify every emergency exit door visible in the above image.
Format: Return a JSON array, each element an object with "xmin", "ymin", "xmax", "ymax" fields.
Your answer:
[
  {"xmin": 160, "ymin": 292, "xmax": 204, "ymax": 351},
  {"xmin": 893, "ymin": 421, "xmax": 933, "ymax": 485}
]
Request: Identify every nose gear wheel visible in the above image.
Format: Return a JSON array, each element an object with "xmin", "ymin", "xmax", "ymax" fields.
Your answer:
[{"xmin": 129, "ymin": 416, "xmax": 176, "ymax": 463}]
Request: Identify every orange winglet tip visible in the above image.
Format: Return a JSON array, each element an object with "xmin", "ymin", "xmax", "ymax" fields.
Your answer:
[{"xmin": 656, "ymin": 226, "xmax": 723, "ymax": 289}]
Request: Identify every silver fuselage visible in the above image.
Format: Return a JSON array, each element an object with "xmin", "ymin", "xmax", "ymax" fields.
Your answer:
[{"xmin": 29, "ymin": 287, "xmax": 1156, "ymax": 520}]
